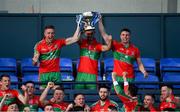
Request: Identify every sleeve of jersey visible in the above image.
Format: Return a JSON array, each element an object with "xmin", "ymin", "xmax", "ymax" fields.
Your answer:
[
  {"xmin": 114, "ymin": 85, "xmax": 131, "ymax": 104},
  {"xmin": 13, "ymin": 90, "xmax": 20, "ymax": 97},
  {"xmin": 112, "ymin": 40, "xmax": 116, "ymax": 51},
  {"xmin": 90, "ymin": 106, "xmax": 95, "ymax": 111},
  {"xmin": 135, "ymin": 47, "xmax": 140, "ymax": 58},
  {"xmin": 59, "ymin": 39, "xmax": 66, "ymax": 47},
  {"xmin": 96, "ymin": 44, "xmax": 103, "ymax": 52}
]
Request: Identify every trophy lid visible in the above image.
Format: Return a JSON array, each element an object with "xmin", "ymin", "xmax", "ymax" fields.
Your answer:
[
  {"xmin": 84, "ymin": 25, "xmax": 95, "ymax": 31},
  {"xmin": 83, "ymin": 11, "xmax": 93, "ymax": 17}
]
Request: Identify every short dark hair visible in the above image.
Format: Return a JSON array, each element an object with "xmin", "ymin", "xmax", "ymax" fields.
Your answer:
[
  {"xmin": 24, "ymin": 81, "xmax": 35, "ymax": 86},
  {"xmin": 144, "ymin": 94, "xmax": 155, "ymax": 101},
  {"xmin": 0, "ymin": 74, "xmax": 10, "ymax": 81},
  {"xmin": 161, "ymin": 84, "xmax": 173, "ymax": 90},
  {"xmin": 43, "ymin": 104, "xmax": 53, "ymax": 110},
  {"xmin": 120, "ymin": 28, "xmax": 131, "ymax": 34},
  {"xmin": 54, "ymin": 87, "xmax": 64, "ymax": 92},
  {"xmin": 98, "ymin": 84, "xmax": 110, "ymax": 92},
  {"xmin": 74, "ymin": 93, "xmax": 84, "ymax": 99},
  {"xmin": 44, "ymin": 25, "xmax": 55, "ymax": 32}
]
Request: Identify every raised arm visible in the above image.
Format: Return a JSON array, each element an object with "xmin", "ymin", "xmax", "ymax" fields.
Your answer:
[
  {"xmin": 65, "ymin": 24, "xmax": 81, "ymax": 45},
  {"xmin": 32, "ymin": 45, "xmax": 40, "ymax": 66},
  {"xmin": 21, "ymin": 85, "xmax": 28, "ymax": 104},
  {"xmin": 18, "ymin": 94, "xmax": 27, "ymax": 105},
  {"xmin": 136, "ymin": 58, "xmax": 148, "ymax": 78},
  {"xmin": 101, "ymin": 35, "xmax": 112, "ymax": 52},
  {"xmin": 39, "ymin": 82, "xmax": 54, "ymax": 106},
  {"xmin": 0, "ymin": 94, "xmax": 8, "ymax": 110},
  {"xmin": 98, "ymin": 16, "xmax": 112, "ymax": 45}
]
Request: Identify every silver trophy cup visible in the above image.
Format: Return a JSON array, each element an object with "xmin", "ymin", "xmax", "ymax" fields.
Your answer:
[{"xmin": 76, "ymin": 11, "xmax": 100, "ymax": 31}]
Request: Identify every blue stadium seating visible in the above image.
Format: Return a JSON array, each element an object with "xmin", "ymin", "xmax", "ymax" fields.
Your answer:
[
  {"xmin": 134, "ymin": 58, "xmax": 159, "ymax": 88},
  {"xmin": 104, "ymin": 58, "xmax": 114, "ymax": 81},
  {"xmin": 133, "ymin": 58, "xmax": 156, "ymax": 75},
  {"xmin": 76, "ymin": 59, "xmax": 102, "ymax": 81},
  {"xmin": 135, "ymin": 74, "xmax": 159, "ymax": 88},
  {"xmin": 21, "ymin": 58, "xmax": 39, "ymax": 82},
  {"xmin": 0, "ymin": 58, "xmax": 18, "ymax": 82},
  {"xmin": 60, "ymin": 58, "xmax": 74, "ymax": 81},
  {"xmin": 160, "ymin": 58, "xmax": 180, "ymax": 88},
  {"xmin": 0, "ymin": 58, "xmax": 18, "ymax": 89}
]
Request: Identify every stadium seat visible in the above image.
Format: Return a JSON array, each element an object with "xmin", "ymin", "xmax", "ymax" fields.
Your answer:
[
  {"xmin": 60, "ymin": 58, "xmax": 74, "ymax": 81},
  {"xmin": 133, "ymin": 58, "xmax": 156, "ymax": 75},
  {"xmin": 21, "ymin": 58, "xmax": 39, "ymax": 82},
  {"xmin": 0, "ymin": 58, "xmax": 18, "ymax": 89},
  {"xmin": 160, "ymin": 58, "xmax": 180, "ymax": 88},
  {"xmin": 0, "ymin": 58, "xmax": 18, "ymax": 82},
  {"xmin": 76, "ymin": 59, "xmax": 102, "ymax": 81},
  {"xmin": 134, "ymin": 58, "xmax": 159, "ymax": 88},
  {"xmin": 135, "ymin": 73, "xmax": 159, "ymax": 88},
  {"xmin": 104, "ymin": 58, "xmax": 114, "ymax": 81}
]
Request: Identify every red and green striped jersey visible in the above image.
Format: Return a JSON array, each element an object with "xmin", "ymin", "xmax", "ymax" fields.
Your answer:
[
  {"xmin": 20, "ymin": 95, "xmax": 41, "ymax": 111},
  {"xmin": 78, "ymin": 38, "xmax": 102, "ymax": 75},
  {"xmin": 114, "ymin": 84, "xmax": 141, "ymax": 112},
  {"xmin": 27, "ymin": 96, "xmax": 41, "ymax": 111},
  {"xmin": 112, "ymin": 40, "xmax": 140, "ymax": 78},
  {"xmin": 159, "ymin": 95, "xmax": 178, "ymax": 111},
  {"xmin": 49, "ymin": 101, "xmax": 69, "ymax": 111},
  {"xmin": 34, "ymin": 38, "xmax": 66, "ymax": 74},
  {"xmin": 138, "ymin": 105, "xmax": 157, "ymax": 112},
  {"xmin": 0, "ymin": 89, "xmax": 20, "ymax": 111},
  {"xmin": 90, "ymin": 99, "xmax": 118, "ymax": 112}
]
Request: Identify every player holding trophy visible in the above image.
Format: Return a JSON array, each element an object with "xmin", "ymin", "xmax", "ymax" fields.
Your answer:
[{"xmin": 75, "ymin": 12, "xmax": 112, "ymax": 89}]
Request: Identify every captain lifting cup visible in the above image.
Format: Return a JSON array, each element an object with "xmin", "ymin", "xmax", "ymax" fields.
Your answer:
[{"xmin": 76, "ymin": 11, "xmax": 101, "ymax": 31}]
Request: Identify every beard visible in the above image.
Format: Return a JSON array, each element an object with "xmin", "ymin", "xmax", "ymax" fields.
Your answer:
[{"xmin": 100, "ymin": 96, "xmax": 108, "ymax": 101}]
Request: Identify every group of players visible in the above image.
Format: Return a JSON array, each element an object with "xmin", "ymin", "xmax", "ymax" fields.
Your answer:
[{"xmin": 0, "ymin": 15, "xmax": 180, "ymax": 111}]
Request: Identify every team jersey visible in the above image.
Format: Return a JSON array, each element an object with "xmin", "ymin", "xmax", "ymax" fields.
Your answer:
[
  {"xmin": 114, "ymin": 83, "xmax": 141, "ymax": 112},
  {"xmin": 90, "ymin": 99, "xmax": 118, "ymax": 112},
  {"xmin": 34, "ymin": 38, "xmax": 66, "ymax": 74},
  {"xmin": 78, "ymin": 38, "xmax": 102, "ymax": 75},
  {"xmin": 112, "ymin": 40, "xmax": 140, "ymax": 78},
  {"xmin": 49, "ymin": 100, "xmax": 69, "ymax": 112},
  {"xmin": 0, "ymin": 89, "xmax": 19, "ymax": 111},
  {"xmin": 23, "ymin": 96, "xmax": 41, "ymax": 111},
  {"xmin": 159, "ymin": 95, "xmax": 179, "ymax": 111},
  {"xmin": 138, "ymin": 105, "xmax": 157, "ymax": 112}
]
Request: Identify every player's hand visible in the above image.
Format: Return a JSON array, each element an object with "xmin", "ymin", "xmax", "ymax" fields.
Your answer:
[
  {"xmin": 21, "ymin": 85, "xmax": 27, "ymax": 91},
  {"xmin": 99, "ymin": 14, "xmax": 102, "ymax": 21},
  {"xmin": 160, "ymin": 95, "xmax": 165, "ymax": 102},
  {"xmin": 32, "ymin": 53, "xmax": 39, "ymax": 66},
  {"xmin": 66, "ymin": 103, "xmax": 74, "ymax": 111},
  {"xmin": 166, "ymin": 97, "xmax": 172, "ymax": 102},
  {"xmin": 84, "ymin": 104, "xmax": 90, "ymax": 111},
  {"xmin": 47, "ymin": 82, "xmax": 54, "ymax": 89},
  {"xmin": 50, "ymin": 98, "xmax": 56, "ymax": 103},
  {"xmin": 143, "ymin": 71, "xmax": 148, "ymax": 78},
  {"xmin": 4, "ymin": 93, "xmax": 11, "ymax": 99}
]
